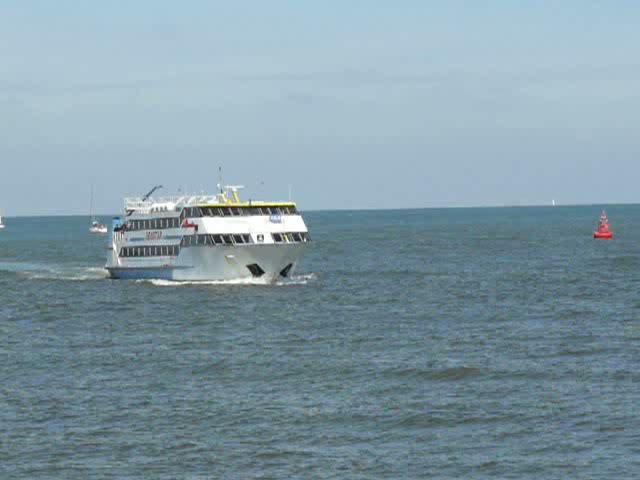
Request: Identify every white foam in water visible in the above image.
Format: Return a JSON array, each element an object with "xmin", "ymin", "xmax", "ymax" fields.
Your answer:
[
  {"xmin": 1, "ymin": 260, "xmax": 315, "ymax": 286},
  {"xmin": 139, "ymin": 273, "xmax": 317, "ymax": 287},
  {"xmin": 0, "ymin": 262, "xmax": 109, "ymax": 281}
]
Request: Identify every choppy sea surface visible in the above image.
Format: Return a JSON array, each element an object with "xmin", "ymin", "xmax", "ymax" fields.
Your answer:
[{"xmin": 1, "ymin": 206, "xmax": 639, "ymax": 479}]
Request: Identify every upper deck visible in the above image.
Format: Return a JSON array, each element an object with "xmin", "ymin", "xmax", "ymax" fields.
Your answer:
[{"xmin": 124, "ymin": 185, "xmax": 298, "ymax": 217}]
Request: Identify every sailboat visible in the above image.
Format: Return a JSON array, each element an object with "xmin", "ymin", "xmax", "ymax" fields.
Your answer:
[{"xmin": 89, "ymin": 185, "xmax": 107, "ymax": 234}]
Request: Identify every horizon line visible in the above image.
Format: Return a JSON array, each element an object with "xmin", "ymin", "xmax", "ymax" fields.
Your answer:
[{"xmin": 4, "ymin": 201, "xmax": 639, "ymax": 218}]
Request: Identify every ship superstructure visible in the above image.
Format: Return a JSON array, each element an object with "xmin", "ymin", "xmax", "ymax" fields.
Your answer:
[{"xmin": 105, "ymin": 185, "xmax": 311, "ymax": 281}]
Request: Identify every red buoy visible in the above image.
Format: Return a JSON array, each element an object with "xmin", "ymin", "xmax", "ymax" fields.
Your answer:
[{"xmin": 594, "ymin": 211, "xmax": 614, "ymax": 239}]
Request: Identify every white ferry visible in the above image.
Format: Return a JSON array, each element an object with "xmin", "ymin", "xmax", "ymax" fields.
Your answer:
[{"xmin": 105, "ymin": 185, "xmax": 311, "ymax": 281}]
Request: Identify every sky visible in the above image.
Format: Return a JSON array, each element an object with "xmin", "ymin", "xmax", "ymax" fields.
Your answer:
[{"xmin": 1, "ymin": 1, "xmax": 639, "ymax": 215}]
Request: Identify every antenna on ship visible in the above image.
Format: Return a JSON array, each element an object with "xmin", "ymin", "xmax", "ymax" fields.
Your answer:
[
  {"xmin": 218, "ymin": 166, "xmax": 224, "ymax": 194},
  {"xmin": 142, "ymin": 185, "xmax": 163, "ymax": 201}
]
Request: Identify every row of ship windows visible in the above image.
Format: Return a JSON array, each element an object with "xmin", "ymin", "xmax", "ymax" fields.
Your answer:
[
  {"xmin": 182, "ymin": 234, "xmax": 253, "ymax": 246},
  {"xmin": 119, "ymin": 232, "xmax": 312, "ymax": 257},
  {"xmin": 120, "ymin": 245, "xmax": 179, "ymax": 257},
  {"xmin": 183, "ymin": 206, "xmax": 298, "ymax": 217},
  {"xmin": 182, "ymin": 232, "xmax": 311, "ymax": 247},
  {"xmin": 124, "ymin": 205, "xmax": 299, "ymax": 231},
  {"xmin": 126, "ymin": 218, "xmax": 181, "ymax": 231},
  {"xmin": 272, "ymin": 232, "xmax": 311, "ymax": 243}
]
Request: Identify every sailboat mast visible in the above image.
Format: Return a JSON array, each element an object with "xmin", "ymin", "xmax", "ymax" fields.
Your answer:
[{"xmin": 89, "ymin": 184, "xmax": 94, "ymax": 221}]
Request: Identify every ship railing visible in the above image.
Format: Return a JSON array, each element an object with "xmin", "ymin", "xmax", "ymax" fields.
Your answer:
[{"xmin": 124, "ymin": 194, "xmax": 220, "ymax": 212}]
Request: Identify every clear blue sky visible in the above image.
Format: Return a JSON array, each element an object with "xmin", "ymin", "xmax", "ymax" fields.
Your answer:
[{"xmin": 1, "ymin": 1, "xmax": 639, "ymax": 215}]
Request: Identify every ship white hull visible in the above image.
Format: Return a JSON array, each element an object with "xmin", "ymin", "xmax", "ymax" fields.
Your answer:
[{"xmin": 106, "ymin": 243, "xmax": 308, "ymax": 282}]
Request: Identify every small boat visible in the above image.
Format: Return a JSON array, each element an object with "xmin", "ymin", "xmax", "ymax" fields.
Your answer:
[
  {"xmin": 0, "ymin": 213, "xmax": 5, "ymax": 229},
  {"xmin": 90, "ymin": 220, "xmax": 108, "ymax": 234},
  {"xmin": 88, "ymin": 185, "xmax": 107, "ymax": 234},
  {"xmin": 594, "ymin": 211, "xmax": 614, "ymax": 239}
]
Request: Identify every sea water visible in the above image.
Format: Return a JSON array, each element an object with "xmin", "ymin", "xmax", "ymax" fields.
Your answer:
[{"xmin": 1, "ymin": 207, "xmax": 638, "ymax": 478}]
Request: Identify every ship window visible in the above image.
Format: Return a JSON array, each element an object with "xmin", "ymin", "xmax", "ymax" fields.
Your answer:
[
  {"xmin": 233, "ymin": 234, "xmax": 244, "ymax": 244},
  {"xmin": 202, "ymin": 234, "xmax": 209, "ymax": 245},
  {"xmin": 291, "ymin": 233, "xmax": 301, "ymax": 242},
  {"xmin": 230, "ymin": 207, "xmax": 241, "ymax": 216},
  {"xmin": 272, "ymin": 233, "xmax": 283, "ymax": 243},
  {"xmin": 242, "ymin": 234, "xmax": 251, "ymax": 244},
  {"xmin": 289, "ymin": 206, "xmax": 298, "ymax": 215},
  {"xmin": 212, "ymin": 234, "xmax": 223, "ymax": 244},
  {"xmin": 222, "ymin": 234, "xmax": 233, "ymax": 244}
]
